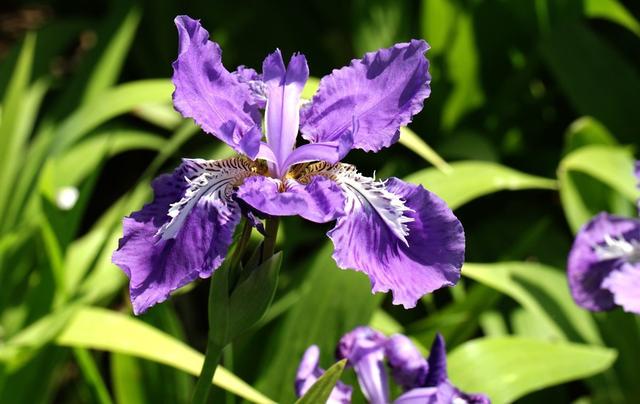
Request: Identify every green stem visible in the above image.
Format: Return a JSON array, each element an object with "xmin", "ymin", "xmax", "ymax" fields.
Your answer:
[
  {"xmin": 191, "ymin": 337, "xmax": 224, "ymax": 404},
  {"xmin": 262, "ymin": 218, "xmax": 279, "ymax": 262}
]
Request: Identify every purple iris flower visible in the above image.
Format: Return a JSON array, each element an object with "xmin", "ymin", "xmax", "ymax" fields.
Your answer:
[
  {"xmin": 112, "ymin": 15, "xmax": 465, "ymax": 315},
  {"xmin": 295, "ymin": 327, "xmax": 490, "ymax": 403},
  {"xmin": 567, "ymin": 161, "xmax": 640, "ymax": 314}
]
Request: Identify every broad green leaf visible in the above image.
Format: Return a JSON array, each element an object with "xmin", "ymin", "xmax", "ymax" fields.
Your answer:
[
  {"xmin": 301, "ymin": 77, "xmax": 319, "ymax": 99},
  {"xmin": 405, "ymin": 161, "xmax": 557, "ymax": 210},
  {"xmin": 53, "ymin": 79, "xmax": 173, "ymax": 153},
  {"xmin": 542, "ymin": 22, "xmax": 640, "ymax": 142},
  {"xmin": 294, "ymin": 359, "xmax": 347, "ymax": 404},
  {"xmin": 584, "ymin": 0, "xmax": 640, "ymax": 38},
  {"xmin": 82, "ymin": 6, "xmax": 141, "ymax": 102},
  {"xmin": 133, "ymin": 102, "xmax": 181, "ymax": 130},
  {"xmin": 563, "ymin": 116, "xmax": 617, "ymax": 155},
  {"xmin": 398, "ymin": 127, "xmax": 451, "ymax": 173},
  {"xmin": 463, "ymin": 262, "xmax": 602, "ymax": 344},
  {"xmin": 448, "ymin": 337, "xmax": 617, "ymax": 404},
  {"xmin": 55, "ymin": 307, "xmax": 275, "ymax": 404},
  {"xmin": 255, "ymin": 243, "xmax": 379, "ymax": 402},
  {"xmin": 558, "ymin": 145, "xmax": 639, "ymax": 232},
  {"xmin": 111, "ymin": 353, "xmax": 147, "ymax": 404}
]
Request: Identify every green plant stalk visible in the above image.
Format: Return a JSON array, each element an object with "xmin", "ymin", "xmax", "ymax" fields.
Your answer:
[{"xmin": 192, "ymin": 217, "xmax": 279, "ymax": 403}]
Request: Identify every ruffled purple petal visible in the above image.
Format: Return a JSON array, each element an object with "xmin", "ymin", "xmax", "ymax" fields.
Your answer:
[
  {"xmin": 300, "ymin": 40, "xmax": 430, "ymax": 154},
  {"xmin": 295, "ymin": 345, "xmax": 352, "ymax": 404},
  {"xmin": 236, "ymin": 175, "xmax": 345, "ymax": 223},
  {"xmin": 232, "ymin": 65, "xmax": 267, "ymax": 108},
  {"xmin": 263, "ymin": 50, "xmax": 309, "ymax": 174},
  {"xmin": 567, "ymin": 213, "xmax": 640, "ymax": 311},
  {"xmin": 602, "ymin": 263, "xmax": 640, "ymax": 314},
  {"xmin": 385, "ymin": 334, "xmax": 429, "ymax": 390},
  {"xmin": 394, "ymin": 387, "xmax": 439, "ymax": 404},
  {"xmin": 336, "ymin": 327, "xmax": 389, "ymax": 404},
  {"xmin": 328, "ymin": 175, "xmax": 464, "ymax": 308},
  {"xmin": 172, "ymin": 16, "xmax": 262, "ymax": 158},
  {"xmin": 112, "ymin": 160, "xmax": 244, "ymax": 314}
]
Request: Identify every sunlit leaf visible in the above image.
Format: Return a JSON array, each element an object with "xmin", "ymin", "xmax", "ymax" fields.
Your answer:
[
  {"xmin": 448, "ymin": 337, "xmax": 617, "ymax": 404},
  {"xmin": 405, "ymin": 161, "xmax": 557, "ymax": 210},
  {"xmin": 294, "ymin": 359, "xmax": 347, "ymax": 404}
]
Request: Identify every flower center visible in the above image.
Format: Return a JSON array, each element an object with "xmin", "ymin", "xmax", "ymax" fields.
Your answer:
[{"xmin": 594, "ymin": 234, "xmax": 640, "ymax": 263}]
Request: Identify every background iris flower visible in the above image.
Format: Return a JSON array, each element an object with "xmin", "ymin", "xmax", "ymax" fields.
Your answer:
[
  {"xmin": 112, "ymin": 15, "xmax": 464, "ymax": 315},
  {"xmin": 567, "ymin": 162, "xmax": 640, "ymax": 314}
]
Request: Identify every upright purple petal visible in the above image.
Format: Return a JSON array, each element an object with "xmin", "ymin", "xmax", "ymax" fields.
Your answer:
[
  {"xmin": 567, "ymin": 213, "xmax": 640, "ymax": 311},
  {"xmin": 112, "ymin": 158, "xmax": 253, "ymax": 314},
  {"xmin": 336, "ymin": 327, "xmax": 390, "ymax": 404},
  {"xmin": 263, "ymin": 50, "xmax": 309, "ymax": 174},
  {"xmin": 295, "ymin": 345, "xmax": 353, "ymax": 403},
  {"xmin": 601, "ymin": 263, "xmax": 640, "ymax": 314},
  {"xmin": 172, "ymin": 16, "xmax": 262, "ymax": 158},
  {"xmin": 424, "ymin": 333, "xmax": 448, "ymax": 387},
  {"xmin": 300, "ymin": 40, "xmax": 430, "ymax": 154},
  {"xmin": 394, "ymin": 387, "xmax": 439, "ymax": 403},
  {"xmin": 385, "ymin": 334, "xmax": 429, "ymax": 390},
  {"xmin": 328, "ymin": 172, "xmax": 464, "ymax": 308},
  {"xmin": 236, "ymin": 175, "xmax": 345, "ymax": 223}
]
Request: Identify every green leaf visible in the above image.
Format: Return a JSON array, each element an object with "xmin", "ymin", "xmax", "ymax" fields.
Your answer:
[
  {"xmin": 82, "ymin": 6, "xmax": 141, "ymax": 102},
  {"xmin": 584, "ymin": 0, "xmax": 640, "ymax": 38},
  {"xmin": 462, "ymin": 262, "xmax": 602, "ymax": 344},
  {"xmin": 228, "ymin": 252, "xmax": 282, "ymax": 338},
  {"xmin": 563, "ymin": 116, "xmax": 617, "ymax": 155},
  {"xmin": 448, "ymin": 337, "xmax": 617, "ymax": 404},
  {"xmin": 398, "ymin": 127, "xmax": 451, "ymax": 173},
  {"xmin": 0, "ymin": 34, "xmax": 36, "ymax": 225},
  {"xmin": 111, "ymin": 353, "xmax": 147, "ymax": 404},
  {"xmin": 558, "ymin": 145, "xmax": 639, "ymax": 232},
  {"xmin": 54, "ymin": 306, "xmax": 275, "ymax": 404},
  {"xmin": 542, "ymin": 22, "xmax": 640, "ymax": 142},
  {"xmin": 405, "ymin": 161, "xmax": 557, "ymax": 210},
  {"xmin": 53, "ymin": 79, "xmax": 173, "ymax": 153},
  {"xmin": 294, "ymin": 359, "xmax": 347, "ymax": 404}
]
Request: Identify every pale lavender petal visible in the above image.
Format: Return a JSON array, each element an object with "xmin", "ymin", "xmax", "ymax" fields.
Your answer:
[
  {"xmin": 112, "ymin": 159, "xmax": 244, "ymax": 314},
  {"xmin": 602, "ymin": 263, "xmax": 640, "ymax": 314},
  {"xmin": 236, "ymin": 175, "xmax": 344, "ymax": 223},
  {"xmin": 635, "ymin": 161, "xmax": 640, "ymax": 213},
  {"xmin": 282, "ymin": 141, "xmax": 343, "ymax": 169},
  {"xmin": 567, "ymin": 213, "xmax": 640, "ymax": 311},
  {"xmin": 263, "ymin": 50, "xmax": 309, "ymax": 174},
  {"xmin": 300, "ymin": 40, "xmax": 430, "ymax": 153},
  {"xmin": 295, "ymin": 345, "xmax": 352, "ymax": 403},
  {"xmin": 336, "ymin": 327, "xmax": 389, "ymax": 404},
  {"xmin": 172, "ymin": 16, "xmax": 262, "ymax": 158},
  {"xmin": 328, "ymin": 174, "xmax": 464, "ymax": 308},
  {"xmin": 385, "ymin": 334, "xmax": 428, "ymax": 390}
]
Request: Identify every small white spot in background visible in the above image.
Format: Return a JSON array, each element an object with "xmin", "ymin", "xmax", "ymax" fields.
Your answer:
[{"xmin": 56, "ymin": 186, "xmax": 79, "ymax": 210}]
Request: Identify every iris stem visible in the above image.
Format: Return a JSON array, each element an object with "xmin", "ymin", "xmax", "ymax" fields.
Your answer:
[
  {"xmin": 262, "ymin": 218, "xmax": 279, "ymax": 262},
  {"xmin": 191, "ymin": 336, "xmax": 224, "ymax": 404}
]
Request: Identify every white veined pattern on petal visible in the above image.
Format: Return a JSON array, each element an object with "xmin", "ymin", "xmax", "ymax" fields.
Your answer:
[
  {"xmin": 156, "ymin": 157, "xmax": 258, "ymax": 240},
  {"xmin": 594, "ymin": 233, "xmax": 640, "ymax": 264},
  {"xmin": 299, "ymin": 162, "xmax": 414, "ymax": 245}
]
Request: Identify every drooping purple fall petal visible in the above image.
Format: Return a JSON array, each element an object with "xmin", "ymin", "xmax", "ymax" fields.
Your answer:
[
  {"xmin": 236, "ymin": 175, "xmax": 345, "ymax": 223},
  {"xmin": 112, "ymin": 158, "xmax": 252, "ymax": 314},
  {"xmin": 567, "ymin": 212, "xmax": 640, "ymax": 311},
  {"xmin": 328, "ymin": 175, "xmax": 464, "ymax": 308},
  {"xmin": 295, "ymin": 345, "xmax": 353, "ymax": 403},
  {"xmin": 172, "ymin": 15, "xmax": 262, "ymax": 158},
  {"xmin": 300, "ymin": 40, "xmax": 430, "ymax": 155}
]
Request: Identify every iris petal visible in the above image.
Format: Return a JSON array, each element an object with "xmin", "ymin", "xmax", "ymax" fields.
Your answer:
[
  {"xmin": 602, "ymin": 263, "xmax": 640, "ymax": 314},
  {"xmin": 327, "ymin": 169, "xmax": 464, "ymax": 308},
  {"xmin": 112, "ymin": 158, "xmax": 252, "ymax": 314},
  {"xmin": 172, "ymin": 15, "xmax": 262, "ymax": 158},
  {"xmin": 300, "ymin": 40, "xmax": 430, "ymax": 154}
]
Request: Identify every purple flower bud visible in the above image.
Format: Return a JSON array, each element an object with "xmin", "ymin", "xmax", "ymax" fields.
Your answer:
[
  {"xmin": 385, "ymin": 334, "xmax": 429, "ymax": 390},
  {"xmin": 295, "ymin": 345, "xmax": 352, "ymax": 403}
]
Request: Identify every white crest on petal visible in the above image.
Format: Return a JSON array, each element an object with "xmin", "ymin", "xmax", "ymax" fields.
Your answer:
[
  {"xmin": 305, "ymin": 163, "xmax": 414, "ymax": 245},
  {"xmin": 594, "ymin": 234, "xmax": 640, "ymax": 263},
  {"xmin": 156, "ymin": 157, "xmax": 256, "ymax": 240}
]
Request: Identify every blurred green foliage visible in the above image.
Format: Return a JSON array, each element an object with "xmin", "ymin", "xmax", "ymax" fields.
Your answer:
[{"xmin": 0, "ymin": 0, "xmax": 639, "ymax": 403}]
